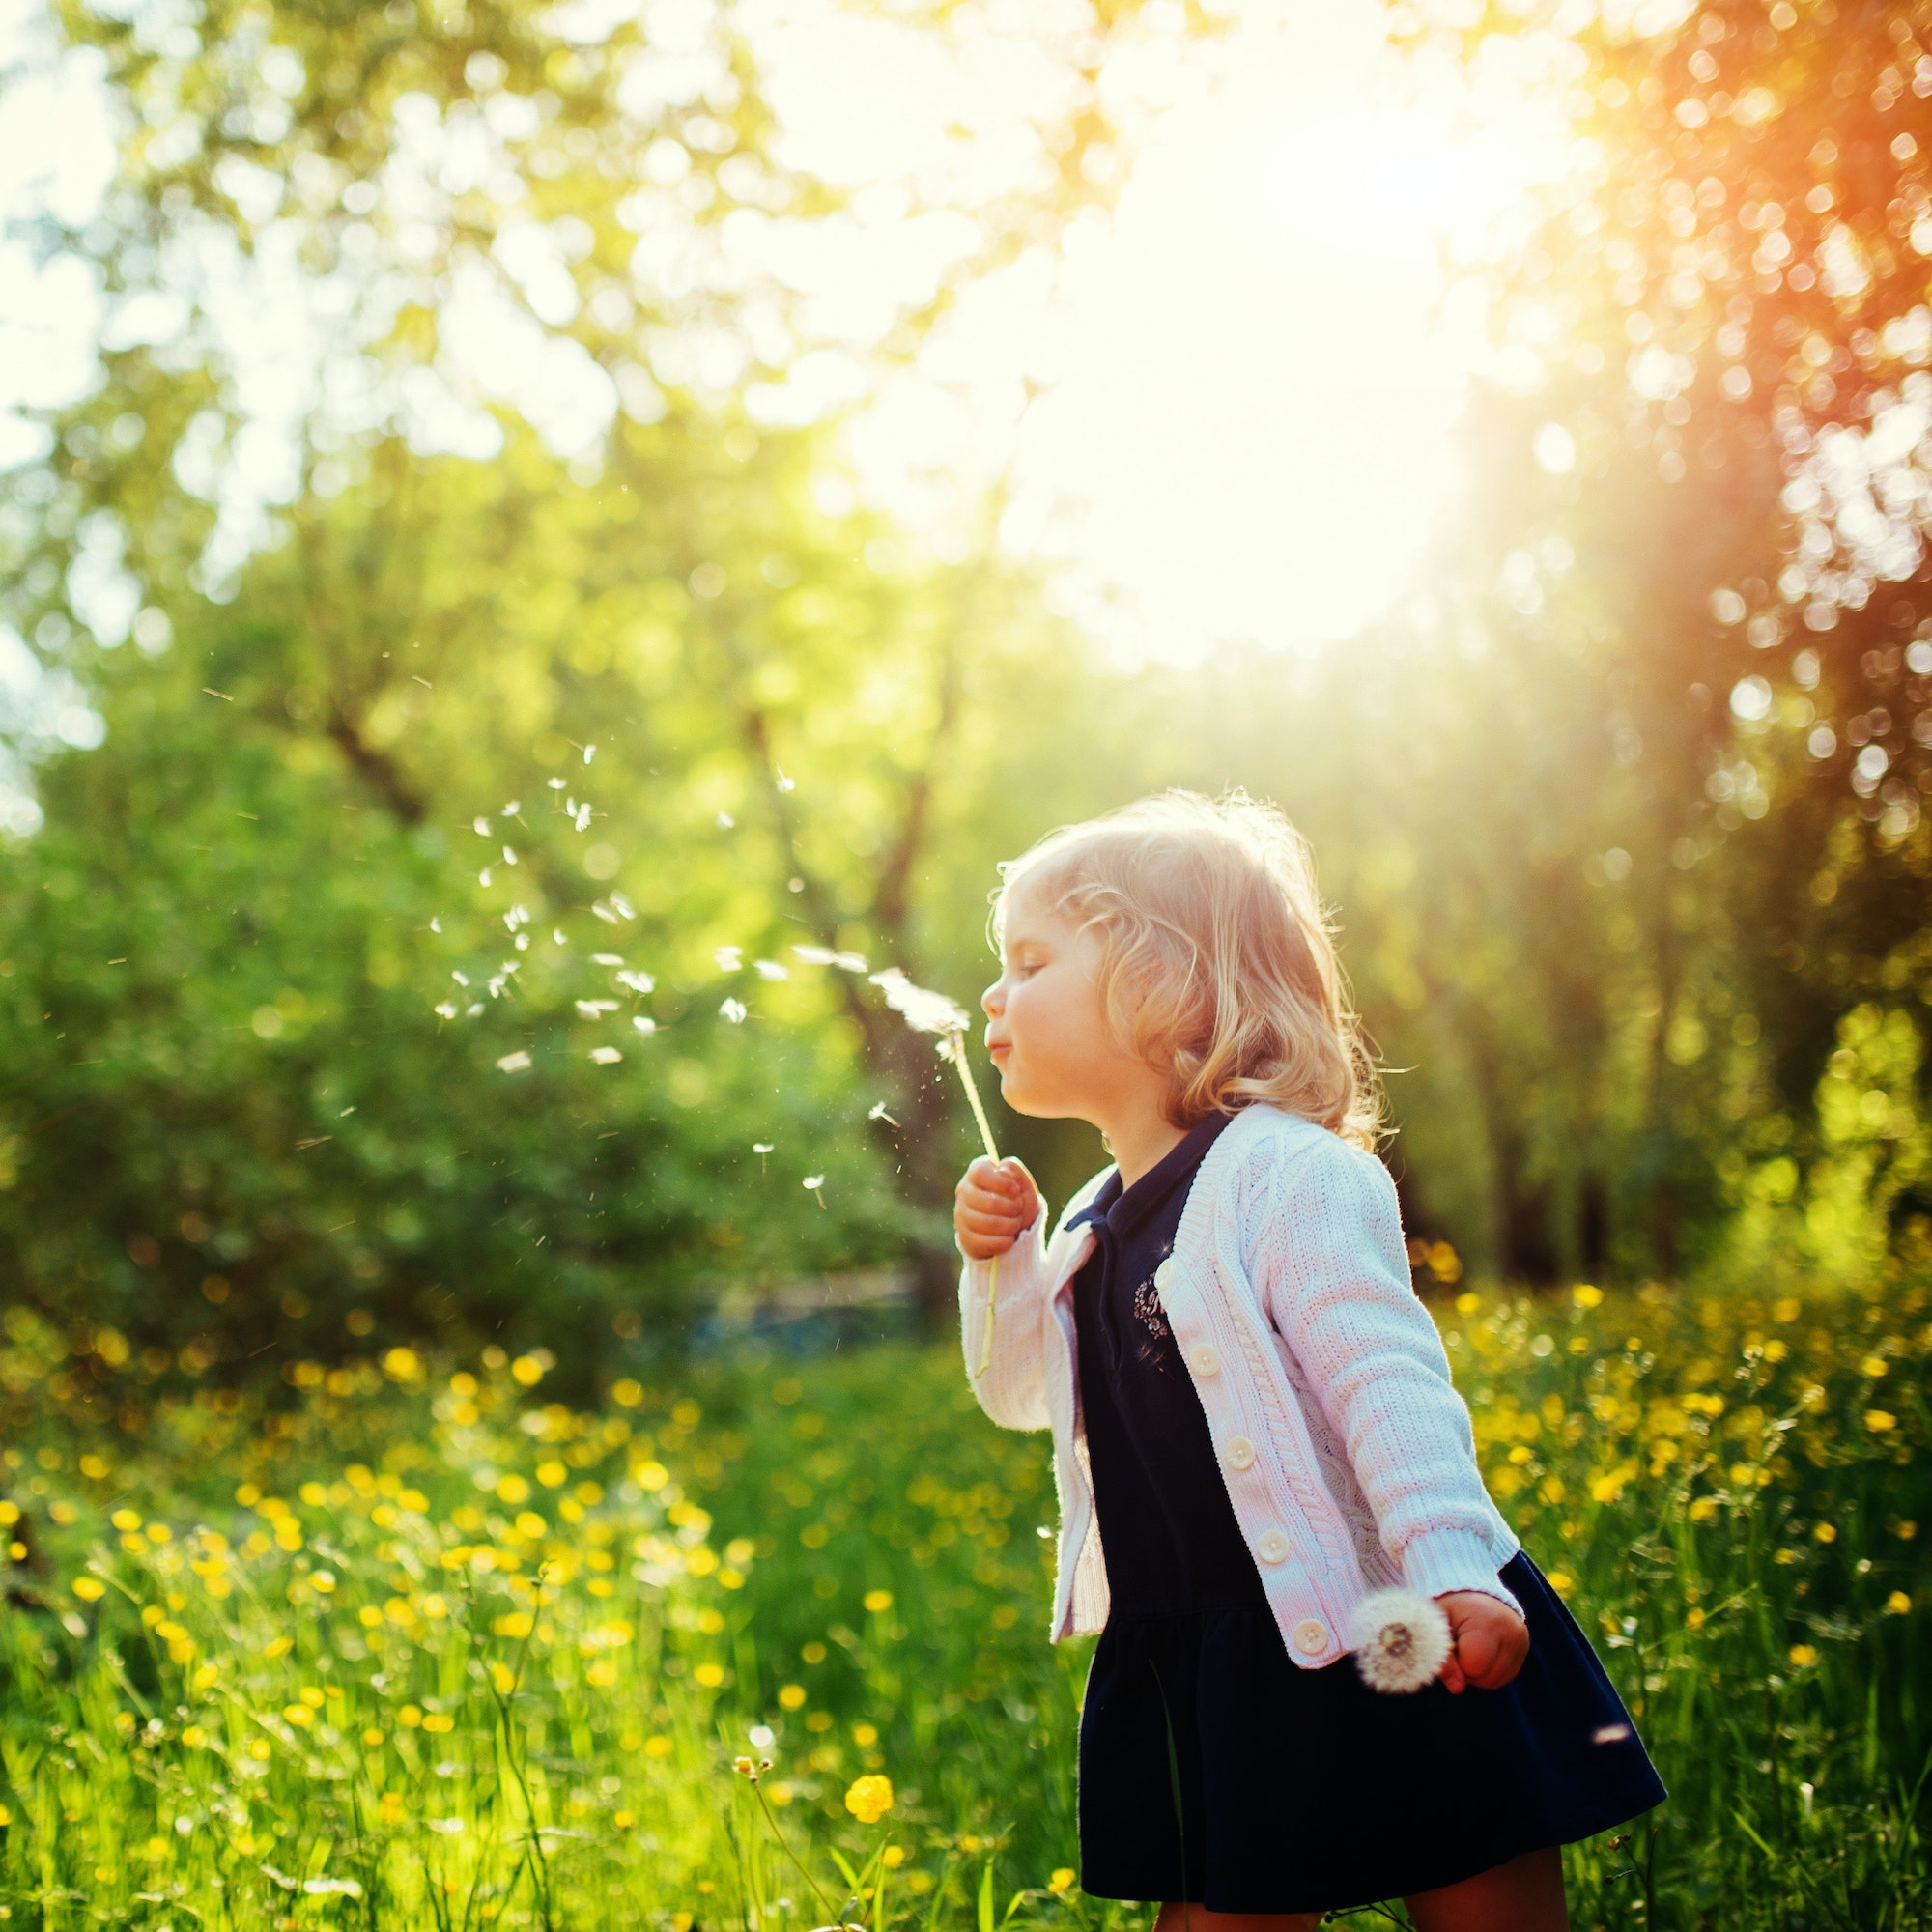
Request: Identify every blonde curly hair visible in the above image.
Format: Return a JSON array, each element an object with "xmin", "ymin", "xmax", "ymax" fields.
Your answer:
[{"xmin": 992, "ymin": 788, "xmax": 1384, "ymax": 1151}]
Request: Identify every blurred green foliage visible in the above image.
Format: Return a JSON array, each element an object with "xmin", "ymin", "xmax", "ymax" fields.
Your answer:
[{"xmin": 3, "ymin": 0, "xmax": 1932, "ymax": 1375}]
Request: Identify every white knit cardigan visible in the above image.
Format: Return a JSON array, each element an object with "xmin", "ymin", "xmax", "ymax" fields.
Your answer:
[{"xmin": 958, "ymin": 1103, "xmax": 1524, "ymax": 1669}]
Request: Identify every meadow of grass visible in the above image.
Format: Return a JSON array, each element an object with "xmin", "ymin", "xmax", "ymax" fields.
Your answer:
[{"xmin": 2, "ymin": 1272, "xmax": 1930, "ymax": 1932}]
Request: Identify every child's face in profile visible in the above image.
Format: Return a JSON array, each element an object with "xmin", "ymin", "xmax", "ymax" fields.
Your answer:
[{"xmin": 982, "ymin": 884, "xmax": 1155, "ymax": 1127}]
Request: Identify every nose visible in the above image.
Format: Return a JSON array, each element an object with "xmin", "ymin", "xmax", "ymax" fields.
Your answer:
[{"xmin": 981, "ymin": 975, "xmax": 1004, "ymax": 1019}]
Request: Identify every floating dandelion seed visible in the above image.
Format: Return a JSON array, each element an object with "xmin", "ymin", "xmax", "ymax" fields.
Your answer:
[
  {"xmin": 514, "ymin": 932, "xmax": 529, "ymax": 951},
  {"xmin": 753, "ymin": 1141, "xmax": 774, "ymax": 1172},
  {"xmin": 548, "ymin": 777, "xmax": 565, "ymax": 790},
  {"xmin": 1592, "ymin": 1722, "xmax": 1633, "ymax": 1745},
  {"xmin": 632, "ymin": 1015, "xmax": 657, "ymax": 1035},
  {"xmin": 452, "ymin": 971, "xmax": 469, "ymax": 986},
  {"xmin": 804, "ymin": 1173, "xmax": 826, "ymax": 1208},
  {"xmin": 430, "ymin": 916, "xmax": 442, "ymax": 933},
  {"xmin": 466, "ymin": 1003, "xmax": 484, "ymax": 1016},
  {"xmin": 576, "ymin": 1000, "xmax": 618, "ymax": 1018},
  {"xmin": 775, "ymin": 767, "xmax": 795, "ymax": 792},
  {"xmin": 590, "ymin": 1046, "xmax": 622, "ymax": 1065},
  {"xmin": 715, "ymin": 946, "xmax": 744, "ymax": 972},
  {"xmin": 497, "ymin": 1050, "xmax": 532, "ymax": 1074},
  {"xmin": 754, "ymin": 959, "xmax": 789, "ymax": 980},
  {"xmin": 1345, "ymin": 1588, "xmax": 1453, "ymax": 1693},
  {"xmin": 717, "ymin": 810, "xmax": 735, "ymax": 829},
  {"xmin": 794, "ymin": 943, "xmax": 872, "ymax": 969},
  {"xmin": 554, "ymin": 928, "xmax": 568, "ymax": 945},
  {"xmin": 867, "ymin": 1101, "xmax": 900, "ymax": 1128},
  {"xmin": 583, "ymin": 744, "xmax": 596, "ymax": 764},
  {"xmin": 616, "ymin": 970, "xmax": 655, "ymax": 994},
  {"xmin": 479, "ymin": 868, "xmax": 492, "ymax": 886},
  {"xmin": 472, "ymin": 817, "xmax": 491, "ymax": 836},
  {"xmin": 505, "ymin": 905, "xmax": 530, "ymax": 932},
  {"xmin": 721, "ymin": 998, "xmax": 748, "ymax": 1024},
  {"xmin": 591, "ymin": 952, "xmax": 623, "ymax": 966},
  {"xmin": 434, "ymin": 1002, "xmax": 458, "ymax": 1019},
  {"xmin": 500, "ymin": 800, "xmax": 520, "ymax": 816},
  {"xmin": 501, "ymin": 846, "xmax": 518, "ymax": 865}
]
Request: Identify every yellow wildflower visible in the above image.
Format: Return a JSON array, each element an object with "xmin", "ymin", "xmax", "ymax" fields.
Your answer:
[
  {"xmin": 1048, "ymin": 1870, "xmax": 1077, "ymax": 1895},
  {"xmin": 1788, "ymin": 1644, "xmax": 1818, "ymax": 1667},
  {"xmin": 844, "ymin": 1775, "xmax": 894, "ymax": 1824},
  {"xmin": 779, "ymin": 1685, "xmax": 807, "ymax": 1710},
  {"xmin": 863, "ymin": 1589, "xmax": 894, "ymax": 1613},
  {"xmin": 71, "ymin": 1577, "xmax": 106, "ymax": 1602}
]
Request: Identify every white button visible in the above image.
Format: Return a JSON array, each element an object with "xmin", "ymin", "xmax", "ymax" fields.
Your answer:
[
  {"xmin": 1224, "ymin": 1434, "xmax": 1256, "ymax": 1471},
  {"xmin": 1153, "ymin": 1258, "xmax": 1176, "ymax": 1291},
  {"xmin": 1256, "ymin": 1529, "xmax": 1290, "ymax": 1565},
  {"xmin": 1293, "ymin": 1617, "xmax": 1329, "ymax": 1654},
  {"xmin": 1189, "ymin": 1344, "xmax": 1220, "ymax": 1378}
]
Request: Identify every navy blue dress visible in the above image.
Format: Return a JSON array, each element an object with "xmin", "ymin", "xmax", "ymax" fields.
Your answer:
[{"xmin": 1065, "ymin": 1112, "xmax": 1667, "ymax": 1916}]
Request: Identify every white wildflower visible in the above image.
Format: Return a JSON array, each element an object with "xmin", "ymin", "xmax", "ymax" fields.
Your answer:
[{"xmin": 1346, "ymin": 1588, "xmax": 1452, "ymax": 1693}]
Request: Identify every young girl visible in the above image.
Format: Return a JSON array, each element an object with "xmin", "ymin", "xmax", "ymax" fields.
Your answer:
[{"xmin": 953, "ymin": 791, "xmax": 1665, "ymax": 1932}]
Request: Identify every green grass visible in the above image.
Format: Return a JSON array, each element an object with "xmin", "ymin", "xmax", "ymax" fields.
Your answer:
[{"xmin": 1, "ymin": 1273, "xmax": 1930, "ymax": 1930}]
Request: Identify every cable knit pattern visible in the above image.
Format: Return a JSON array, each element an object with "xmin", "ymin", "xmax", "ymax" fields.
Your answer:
[{"xmin": 959, "ymin": 1104, "xmax": 1522, "ymax": 1669}]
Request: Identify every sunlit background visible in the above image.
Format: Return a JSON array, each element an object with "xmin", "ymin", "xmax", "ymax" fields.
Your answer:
[{"xmin": 2, "ymin": 0, "xmax": 1582, "ymax": 663}]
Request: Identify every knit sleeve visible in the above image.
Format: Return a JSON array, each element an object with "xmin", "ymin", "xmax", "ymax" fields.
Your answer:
[
  {"xmin": 1247, "ymin": 1131, "xmax": 1525, "ymax": 1622},
  {"xmin": 958, "ymin": 1206, "xmax": 1053, "ymax": 1433}
]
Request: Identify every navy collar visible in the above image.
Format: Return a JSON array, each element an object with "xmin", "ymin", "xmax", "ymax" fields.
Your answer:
[{"xmin": 1066, "ymin": 1109, "xmax": 1236, "ymax": 1244}]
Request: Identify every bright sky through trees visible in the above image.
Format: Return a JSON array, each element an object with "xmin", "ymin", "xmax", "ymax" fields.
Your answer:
[{"xmin": 0, "ymin": 0, "xmax": 1578, "ymax": 662}]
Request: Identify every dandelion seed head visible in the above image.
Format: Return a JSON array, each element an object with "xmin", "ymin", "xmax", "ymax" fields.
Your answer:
[
  {"xmin": 867, "ymin": 968, "xmax": 970, "ymax": 1036},
  {"xmin": 1346, "ymin": 1587, "xmax": 1452, "ymax": 1693}
]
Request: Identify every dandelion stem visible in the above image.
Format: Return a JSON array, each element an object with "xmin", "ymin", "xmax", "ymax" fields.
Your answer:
[{"xmin": 943, "ymin": 1029, "xmax": 1006, "ymax": 1382}]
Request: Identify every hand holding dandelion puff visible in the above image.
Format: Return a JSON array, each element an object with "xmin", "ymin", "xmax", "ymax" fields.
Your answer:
[{"xmin": 866, "ymin": 970, "xmax": 1004, "ymax": 1377}]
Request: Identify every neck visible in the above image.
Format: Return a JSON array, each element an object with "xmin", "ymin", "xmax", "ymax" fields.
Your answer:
[{"xmin": 1099, "ymin": 1099, "xmax": 1187, "ymax": 1191}]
